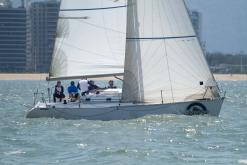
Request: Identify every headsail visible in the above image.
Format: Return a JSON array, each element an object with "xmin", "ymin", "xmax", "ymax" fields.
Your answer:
[
  {"xmin": 50, "ymin": 0, "xmax": 127, "ymax": 80},
  {"xmin": 122, "ymin": 0, "xmax": 219, "ymax": 103}
]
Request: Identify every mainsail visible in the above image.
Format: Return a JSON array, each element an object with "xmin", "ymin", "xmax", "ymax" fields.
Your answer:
[
  {"xmin": 122, "ymin": 0, "xmax": 219, "ymax": 103},
  {"xmin": 50, "ymin": 0, "xmax": 127, "ymax": 79}
]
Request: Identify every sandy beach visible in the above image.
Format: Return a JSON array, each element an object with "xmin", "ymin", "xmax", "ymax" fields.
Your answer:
[
  {"xmin": 0, "ymin": 73, "xmax": 247, "ymax": 81},
  {"xmin": 0, "ymin": 73, "xmax": 48, "ymax": 80},
  {"xmin": 213, "ymin": 74, "xmax": 247, "ymax": 81}
]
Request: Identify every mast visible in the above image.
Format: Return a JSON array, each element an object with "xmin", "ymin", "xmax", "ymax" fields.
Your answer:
[{"xmin": 122, "ymin": 0, "xmax": 144, "ymax": 102}]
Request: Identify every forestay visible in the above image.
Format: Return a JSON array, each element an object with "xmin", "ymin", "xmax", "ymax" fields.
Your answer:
[
  {"xmin": 50, "ymin": 0, "xmax": 127, "ymax": 79},
  {"xmin": 122, "ymin": 0, "xmax": 219, "ymax": 103}
]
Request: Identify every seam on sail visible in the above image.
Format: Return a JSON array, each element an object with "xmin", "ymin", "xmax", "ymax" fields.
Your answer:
[
  {"xmin": 60, "ymin": 5, "xmax": 127, "ymax": 11},
  {"xmin": 126, "ymin": 35, "xmax": 196, "ymax": 40}
]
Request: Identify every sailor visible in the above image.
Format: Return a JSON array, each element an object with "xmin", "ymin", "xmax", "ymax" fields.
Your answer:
[
  {"xmin": 67, "ymin": 81, "xmax": 79, "ymax": 102},
  {"xmin": 78, "ymin": 76, "xmax": 89, "ymax": 96},
  {"xmin": 88, "ymin": 80, "xmax": 99, "ymax": 91},
  {"xmin": 53, "ymin": 80, "xmax": 65, "ymax": 102},
  {"xmin": 107, "ymin": 80, "xmax": 117, "ymax": 89}
]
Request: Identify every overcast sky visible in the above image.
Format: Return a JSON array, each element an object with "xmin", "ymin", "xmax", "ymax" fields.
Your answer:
[
  {"xmin": 12, "ymin": 0, "xmax": 247, "ymax": 54},
  {"xmin": 185, "ymin": 0, "xmax": 247, "ymax": 54}
]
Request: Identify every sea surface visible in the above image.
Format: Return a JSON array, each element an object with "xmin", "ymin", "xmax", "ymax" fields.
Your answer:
[{"xmin": 0, "ymin": 80, "xmax": 246, "ymax": 165}]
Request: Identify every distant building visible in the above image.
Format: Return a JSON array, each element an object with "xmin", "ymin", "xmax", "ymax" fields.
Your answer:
[
  {"xmin": 20, "ymin": 0, "xmax": 25, "ymax": 8},
  {"xmin": 26, "ymin": 1, "xmax": 59, "ymax": 72},
  {"xmin": 0, "ymin": 0, "xmax": 12, "ymax": 8},
  {"xmin": 190, "ymin": 10, "xmax": 202, "ymax": 40},
  {"xmin": 0, "ymin": 7, "xmax": 27, "ymax": 72}
]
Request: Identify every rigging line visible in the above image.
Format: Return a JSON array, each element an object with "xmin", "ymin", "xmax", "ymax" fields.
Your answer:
[
  {"xmin": 159, "ymin": 0, "xmax": 206, "ymax": 79},
  {"xmin": 161, "ymin": 43, "xmax": 200, "ymax": 79},
  {"xmin": 176, "ymin": 39, "xmax": 209, "ymax": 79},
  {"xmin": 166, "ymin": 0, "xmax": 183, "ymax": 35},
  {"xmin": 177, "ymin": 38, "xmax": 205, "ymax": 69},
  {"xmin": 169, "ymin": 37, "xmax": 207, "ymax": 79},
  {"xmin": 49, "ymin": 16, "xmax": 72, "ymax": 77},
  {"xmin": 141, "ymin": 39, "xmax": 155, "ymax": 61},
  {"xmin": 139, "ymin": 40, "xmax": 203, "ymax": 81},
  {"xmin": 186, "ymin": 42, "xmax": 209, "ymax": 79},
  {"xmin": 168, "ymin": 71, "xmax": 206, "ymax": 88},
  {"xmin": 142, "ymin": 0, "xmax": 146, "ymax": 36},
  {"xmin": 133, "ymin": 16, "xmax": 163, "ymax": 87},
  {"xmin": 185, "ymin": 0, "xmax": 193, "ymax": 9},
  {"xmin": 152, "ymin": 0, "xmax": 154, "ymax": 36},
  {"xmin": 182, "ymin": 0, "xmax": 198, "ymax": 40},
  {"xmin": 142, "ymin": 65, "xmax": 203, "ymax": 91},
  {"xmin": 164, "ymin": 41, "xmax": 207, "ymax": 80},
  {"xmin": 142, "ymin": 80, "xmax": 173, "ymax": 90},
  {"xmin": 143, "ymin": 69, "xmax": 203, "ymax": 92},
  {"xmin": 101, "ymin": 0, "xmax": 119, "ymax": 64},
  {"xmin": 167, "ymin": 59, "xmax": 204, "ymax": 84},
  {"xmin": 181, "ymin": 0, "xmax": 215, "ymax": 82},
  {"xmin": 68, "ymin": 58, "xmax": 123, "ymax": 67},
  {"xmin": 160, "ymin": 0, "xmax": 175, "ymax": 37},
  {"xmin": 137, "ymin": 0, "xmax": 163, "ymax": 61},
  {"xmin": 146, "ymin": 49, "xmax": 202, "ymax": 85},
  {"xmin": 114, "ymin": 75, "xmax": 123, "ymax": 81},
  {"xmin": 76, "ymin": 18, "xmax": 126, "ymax": 34},
  {"xmin": 57, "ymin": 40, "xmax": 123, "ymax": 59},
  {"xmin": 50, "ymin": 23, "xmax": 67, "ymax": 76},
  {"xmin": 171, "ymin": 41, "xmax": 206, "ymax": 76},
  {"xmin": 67, "ymin": 58, "xmax": 123, "ymax": 66},
  {"xmin": 138, "ymin": 1, "xmax": 153, "ymax": 58},
  {"xmin": 157, "ymin": 86, "xmax": 204, "ymax": 92},
  {"xmin": 60, "ymin": 5, "xmax": 127, "ymax": 11},
  {"xmin": 157, "ymin": 0, "xmax": 174, "ymax": 103},
  {"xmin": 141, "ymin": 40, "xmax": 164, "ymax": 69},
  {"xmin": 191, "ymin": 38, "xmax": 215, "ymax": 79}
]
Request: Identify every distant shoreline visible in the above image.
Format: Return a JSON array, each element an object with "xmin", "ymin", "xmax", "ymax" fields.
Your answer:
[
  {"xmin": 213, "ymin": 74, "xmax": 247, "ymax": 81},
  {"xmin": 0, "ymin": 73, "xmax": 247, "ymax": 81},
  {"xmin": 0, "ymin": 73, "xmax": 48, "ymax": 80}
]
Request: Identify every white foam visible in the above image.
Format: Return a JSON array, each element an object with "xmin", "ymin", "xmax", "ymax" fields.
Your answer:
[
  {"xmin": 77, "ymin": 143, "xmax": 88, "ymax": 149},
  {"xmin": 4, "ymin": 150, "xmax": 26, "ymax": 155},
  {"xmin": 238, "ymin": 160, "xmax": 247, "ymax": 164}
]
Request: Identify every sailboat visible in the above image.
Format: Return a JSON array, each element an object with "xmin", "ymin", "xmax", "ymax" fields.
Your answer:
[{"xmin": 26, "ymin": 0, "xmax": 224, "ymax": 120}]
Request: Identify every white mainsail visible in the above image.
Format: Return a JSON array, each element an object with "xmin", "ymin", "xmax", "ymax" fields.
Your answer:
[
  {"xmin": 50, "ymin": 0, "xmax": 127, "ymax": 79},
  {"xmin": 122, "ymin": 0, "xmax": 219, "ymax": 103}
]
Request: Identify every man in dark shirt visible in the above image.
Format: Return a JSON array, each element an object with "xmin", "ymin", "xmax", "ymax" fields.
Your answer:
[
  {"xmin": 53, "ymin": 81, "xmax": 65, "ymax": 102},
  {"xmin": 108, "ymin": 80, "xmax": 117, "ymax": 88},
  {"xmin": 88, "ymin": 80, "xmax": 99, "ymax": 91}
]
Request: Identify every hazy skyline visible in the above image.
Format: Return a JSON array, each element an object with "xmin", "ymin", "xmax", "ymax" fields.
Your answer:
[
  {"xmin": 186, "ymin": 0, "xmax": 247, "ymax": 54},
  {"xmin": 11, "ymin": 0, "xmax": 247, "ymax": 54}
]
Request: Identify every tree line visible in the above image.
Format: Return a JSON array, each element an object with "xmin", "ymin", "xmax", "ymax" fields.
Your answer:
[{"xmin": 206, "ymin": 52, "xmax": 247, "ymax": 74}]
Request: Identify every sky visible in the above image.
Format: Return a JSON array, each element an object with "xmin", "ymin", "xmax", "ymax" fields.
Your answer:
[
  {"xmin": 185, "ymin": 0, "xmax": 247, "ymax": 54},
  {"xmin": 11, "ymin": 0, "xmax": 247, "ymax": 54}
]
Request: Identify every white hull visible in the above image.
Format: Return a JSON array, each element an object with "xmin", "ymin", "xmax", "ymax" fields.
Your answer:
[{"xmin": 26, "ymin": 98, "xmax": 224, "ymax": 120}]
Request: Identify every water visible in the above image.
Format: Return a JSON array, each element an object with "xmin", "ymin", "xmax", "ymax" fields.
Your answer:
[{"xmin": 0, "ymin": 80, "xmax": 247, "ymax": 165}]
